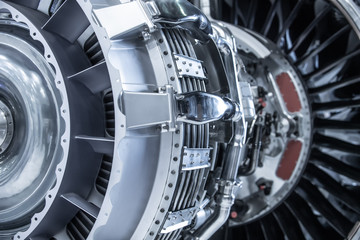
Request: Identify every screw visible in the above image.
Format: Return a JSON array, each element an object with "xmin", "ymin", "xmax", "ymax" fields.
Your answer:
[{"xmin": 142, "ymin": 31, "xmax": 151, "ymax": 40}]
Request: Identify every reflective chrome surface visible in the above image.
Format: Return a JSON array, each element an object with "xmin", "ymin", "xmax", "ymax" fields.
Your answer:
[
  {"xmin": 0, "ymin": 100, "xmax": 13, "ymax": 154},
  {"xmin": 154, "ymin": 0, "xmax": 212, "ymax": 42},
  {"xmin": 0, "ymin": 28, "xmax": 61, "ymax": 230},
  {"xmin": 217, "ymin": 23, "xmax": 312, "ymax": 225},
  {"xmin": 176, "ymin": 91, "xmax": 241, "ymax": 124},
  {"xmin": 0, "ymin": 0, "xmax": 357, "ymax": 240}
]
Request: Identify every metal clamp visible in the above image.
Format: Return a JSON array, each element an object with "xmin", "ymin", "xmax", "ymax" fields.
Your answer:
[
  {"xmin": 174, "ymin": 54, "xmax": 206, "ymax": 79},
  {"xmin": 161, "ymin": 207, "xmax": 198, "ymax": 234},
  {"xmin": 152, "ymin": 0, "xmax": 212, "ymax": 42},
  {"xmin": 181, "ymin": 147, "xmax": 212, "ymax": 171},
  {"xmin": 176, "ymin": 91, "xmax": 241, "ymax": 125}
]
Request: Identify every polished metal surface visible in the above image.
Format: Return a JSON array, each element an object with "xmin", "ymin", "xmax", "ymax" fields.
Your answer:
[
  {"xmin": 0, "ymin": 100, "xmax": 13, "ymax": 154},
  {"xmin": 121, "ymin": 88, "xmax": 174, "ymax": 129},
  {"xmin": 0, "ymin": 28, "xmax": 61, "ymax": 232},
  {"xmin": 177, "ymin": 91, "xmax": 241, "ymax": 124},
  {"xmin": 238, "ymin": 82, "xmax": 255, "ymax": 121},
  {"xmin": 214, "ymin": 22, "xmax": 312, "ymax": 226},
  {"xmin": 153, "ymin": 0, "xmax": 212, "ymax": 42},
  {"xmin": 92, "ymin": 0, "xmax": 156, "ymax": 40},
  {"xmin": 0, "ymin": 0, "xmax": 357, "ymax": 240},
  {"xmin": 192, "ymin": 180, "xmax": 238, "ymax": 240}
]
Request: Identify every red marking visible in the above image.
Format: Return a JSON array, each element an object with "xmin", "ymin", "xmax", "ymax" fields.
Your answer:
[
  {"xmin": 231, "ymin": 211, "xmax": 238, "ymax": 219},
  {"xmin": 276, "ymin": 140, "xmax": 303, "ymax": 180},
  {"xmin": 276, "ymin": 72, "xmax": 302, "ymax": 112},
  {"xmin": 259, "ymin": 185, "xmax": 266, "ymax": 190},
  {"xmin": 258, "ymin": 98, "xmax": 267, "ymax": 108}
]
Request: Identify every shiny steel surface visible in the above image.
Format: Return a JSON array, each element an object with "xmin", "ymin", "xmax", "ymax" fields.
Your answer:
[
  {"xmin": 176, "ymin": 91, "xmax": 241, "ymax": 124},
  {"xmin": 205, "ymin": 21, "xmax": 312, "ymax": 225},
  {"xmin": 0, "ymin": 0, "xmax": 357, "ymax": 240},
  {"xmin": 231, "ymin": 26, "xmax": 312, "ymax": 224},
  {"xmin": 0, "ymin": 28, "xmax": 61, "ymax": 232},
  {"xmin": 0, "ymin": 100, "xmax": 13, "ymax": 154},
  {"xmin": 153, "ymin": 0, "xmax": 212, "ymax": 42}
]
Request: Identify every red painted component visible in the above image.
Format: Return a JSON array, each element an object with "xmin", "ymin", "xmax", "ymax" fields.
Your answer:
[
  {"xmin": 231, "ymin": 211, "xmax": 238, "ymax": 219},
  {"xmin": 276, "ymin": 72, "xmax": 302, "ymax": 112},
  {"xmin": 258, "ymin": 98, "xmax": 267, "ymax": 108},
  {"xmin": 276, "ymin": 140, "xmax": 303, "ymax": 180}
]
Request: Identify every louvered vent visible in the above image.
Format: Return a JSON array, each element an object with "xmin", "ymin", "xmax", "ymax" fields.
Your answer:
[
  {"xmin": 84, "ymin": 33, "xmax": 105, "ymax": 65},
  {"xmin": 158, "ymin": 29, "xmax": 211, "ymax": 240},
  {"xmin": 95, "ymin": 154, "xmax": 113, "ymax": 195},
  {"xmin": 103, "ymin": 91, "xmax": 115, "ymax": 137},
  {"xmin": 66, "ymin": 210, "xmax": 96, "ymax": 240}
]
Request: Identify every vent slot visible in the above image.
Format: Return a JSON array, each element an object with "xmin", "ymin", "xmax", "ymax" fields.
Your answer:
[
  {"xmin": 103, "ymin": 91, "xmax": 115, "ymax": 137},
  {"xmin": 96, "ymin": 154, "xmax": 113, "ymax": 195},
  {"xmin": 66, "ymin": 210, "xmax": 96, "ymax": 240},
  {"xmin": 84, "ymin": 33, "xmax": 105, "ymax": 65},
  {"xmin": 159, "ymin": 29, "xmax": 211, "ymax": 238}
]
